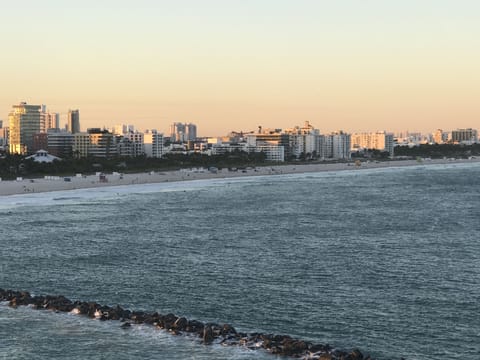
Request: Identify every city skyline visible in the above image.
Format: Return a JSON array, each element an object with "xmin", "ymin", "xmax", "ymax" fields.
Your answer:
[
  {"xmin": 2, "ymin": 101, "xmax": 478, "ymax": 139},
  {"xmin": 1, "ymin": 1, "xmax": 479, "ymax": 136}
]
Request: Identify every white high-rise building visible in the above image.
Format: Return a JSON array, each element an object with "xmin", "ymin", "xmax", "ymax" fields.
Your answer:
[
  {"xmin": 126, "ymin": 132, "xmax": 145, "ymax": 157},
  {"xmin": 332, "ymin": 132, "xmax": 351, "ymax": 159},
  {"xmin": 351, "ymin": 131, "xmax": 394, "ymax": 157},
  {"xmin": 320, "ymin": 131, "xmax": 351, "ymax": 160},
  {"xmin": 144, "ymin": 130, "xmax": 165, "ymax": 158},
  {"xmin": 284, "ymin": 122, "xmax": 320, "ymax": 158}
]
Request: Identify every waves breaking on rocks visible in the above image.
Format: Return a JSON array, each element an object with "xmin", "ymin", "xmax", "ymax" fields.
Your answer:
[{"xmin": 1, "ymin": 289, "xmax": 405, "ymax": 360}]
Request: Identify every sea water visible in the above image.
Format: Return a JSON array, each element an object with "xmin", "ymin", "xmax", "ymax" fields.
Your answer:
[{"xmin": 1, "ymin": 163, "xmax": 479, "ymax": 360}]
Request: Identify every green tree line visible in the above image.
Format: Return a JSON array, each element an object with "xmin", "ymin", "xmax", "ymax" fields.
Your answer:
[
  {"xmin": 394, "ymin": 143, "xmax": 480, "ymax": 159},
  {"xmin": 0, "ymin": 150, "xmax": 267, "ymax": 180}
]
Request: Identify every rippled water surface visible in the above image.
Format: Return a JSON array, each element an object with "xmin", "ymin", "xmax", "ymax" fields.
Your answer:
[{"xmin": 1, "ymin": 163, "xmax": 480, "ymax": 360}]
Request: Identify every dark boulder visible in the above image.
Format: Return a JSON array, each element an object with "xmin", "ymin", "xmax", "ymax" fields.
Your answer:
[
  {"xmin": 186, "ymin": 319, "xmax": 205, "ymax": 334},
  {"xmin": 347, "ymin": 349, "xmax": 364, "ymax": 360},
  {"xmin": 144, "ymin": 312, "xmax": 161, "ymax": 325},
  {"xmin": 86, "ymin": 302, "xmax": 100, "ymax": 318},
  {"xmin": 318, "ymin": 354, "xmax": 333, "ymax": 360},
  {"xmin": 8, "ymin": 291, "xmax": 32, "ymax": 308},
  {"xmin": 130, "ymin": 311, "xmax": 148, "ymax": 324},
  {"xmin": 221, "ymin": 323, "xmax": 237, "ymax": 336},
  {"xmin": 104, "ymin": 305, "xmax": 126, "ymax": 320},
  {"xmin": 202, "ymin": 325, "xmax": 214, "ymax": 344},
  {"xmin": 309, "ymin": 344, "xmax": 330, "ymax": 353},
  {"xmin": 161, "ymin": 313, "xmax": 178, "ymax": 330},
  {"xmin": 173, "ymin": 317, "xmax": 188, "ymax": 331}
]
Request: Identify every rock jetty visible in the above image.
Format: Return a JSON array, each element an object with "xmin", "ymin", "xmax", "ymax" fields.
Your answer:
[{"xmin": 1, "ymin": 288, "xmax": 402, "ymax": 360}]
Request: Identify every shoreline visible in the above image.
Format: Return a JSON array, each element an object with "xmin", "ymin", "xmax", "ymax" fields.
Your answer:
[{"xmin": 1, "ymin": 158, "xmax": 479, "ymax": 197}]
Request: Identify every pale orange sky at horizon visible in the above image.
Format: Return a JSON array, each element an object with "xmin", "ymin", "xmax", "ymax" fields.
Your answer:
[{"xmin": 1, "ymin": 0, "xmax": 479, "ymax": 136}]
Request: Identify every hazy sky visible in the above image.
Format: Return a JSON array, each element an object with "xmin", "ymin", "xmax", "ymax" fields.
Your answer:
[{"xmin": 1, "ymin": 0, "xmax": 479, "ymax": 136}]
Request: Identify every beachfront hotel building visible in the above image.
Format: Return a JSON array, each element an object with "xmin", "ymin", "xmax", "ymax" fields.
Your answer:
[
  {"xmin": 246, "ymin": 133, "xmax": 288, "ymax": 161},
  {"xmin": 144, "ymin": 130, "xmax": 165, "ymax": 158},
  {"xmin": 247, "ymin": 129, "xmax": 292, "ymax": 158},
  {"xmin": 8, "ymin": 102, "xmax": 43, "ymax": 155},
  {"xmin": 350, "ymin": 131, "xmax": 394, "ymax": 157},
  {"xmin": 451, "ymin": 128, "xmax": 478, "ymax": 144},
  {"xmin": 319, "ymin": 131, "xmax": 351, "ymax": 160},
  {"xmin": 284, "ymin": 122, "xmax": 320, "ymax": 159},
  {"xmin": 73, "ymin": 128, "xmax": 116, "ymax": 158},
  {"xmin": 126, "ymin": 132, "xmax": 145, "ymax": 157},
  {"xmin": 255, "ymin": 144, "xmax": 285, "ymax": 162}
]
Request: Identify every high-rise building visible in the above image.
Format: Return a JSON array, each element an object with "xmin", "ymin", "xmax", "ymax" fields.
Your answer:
[
  {"xmin": 246, "ymin": 131, "xmax": 290, "ymax": 161},
  {"xmin": 319, "ymin": 131, "xmax": 351, "ymax": 160},
  {"xmin": 87, "ymin": 128, "xmax": 115, "ymax": 157},
  {"xmin": 46, "ymin": 112, "xmax": 60, "ymax": 130},
  {"xmin": 432, "ymin": 129, "xmax": 448, "ymax": 144},
  {"xmin": 72, "ymin": 132, "xmax": 90, "ymax": 158},
  {"xmin": 451, "ymin": 128, "xmax": 478, "ymax": 144},
  {"xmin": 351, "ymin": 131, "xmax": 394, "ymax": 157},
  {"xmin": 126, "ymin": 132, "xmax": 145, "ymax": 157},
  {"xmin": 170, "ymin": 122, "xmax": 184, "ymax": 142},
  {"xmin": 185, "ymin": 123, "xmax": 197, "ymax": 141},
  {"xmin": 72, "ymin": 128, "xmax": 116, "ymax": 158},
  {"xmin": 246, "ymin": 130, "xmax": 292, "ymax": 159},
  {"xmin": 8, "ymin": 102, "xmax": 43, "ymax": 154},
  {"xmin": 170, "ymin": 122, "xmax": 197, "ymax": 142},
  {"xmin": 144, "ymin": 130, "xmax": 165, "ymax": 158},
  {"xmin": 68, "ymin": 109, "xmax": 80, "ymax": 134},
  {"xmin": 332, "ymin": 131, "xmax": 351, "ymax": 159},
  {"xmin": 0, "ymin": 122, "xmax": 9, "ymax": 151},
  {"xmin": 47, "ymin": 129, "xmax": 73, "ymax": 158},
  {"xmin": 283, "ymin": 122, "xmax": 320, "ymax": 158},
  {"xmin": 112, "ymin": 124, "xmax": 127, "ymax": 135}
]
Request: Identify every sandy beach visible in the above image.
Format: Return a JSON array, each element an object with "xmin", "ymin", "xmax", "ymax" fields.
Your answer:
[{"xmin": 0, "ymin": 158, "xmax": 478, "ymax": 197}]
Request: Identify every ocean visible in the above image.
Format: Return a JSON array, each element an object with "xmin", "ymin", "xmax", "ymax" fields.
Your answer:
[{"xmin": 1, "ymin": 162, "xmax": 479, "ymax": 360}]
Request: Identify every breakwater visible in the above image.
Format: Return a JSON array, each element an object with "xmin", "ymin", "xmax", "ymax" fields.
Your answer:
[{"xmin": 0, "ymin": 289, "xmax": 392, "ymax": 360}]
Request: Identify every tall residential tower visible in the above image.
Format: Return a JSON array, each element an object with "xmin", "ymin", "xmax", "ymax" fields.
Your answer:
[
  {"xmin": 8, "ymin": 102, "xmax": 43, "ymax": 154},
  {"xmin": 68, "ymin": 109, "xmax": 80, "ymax": 134}
]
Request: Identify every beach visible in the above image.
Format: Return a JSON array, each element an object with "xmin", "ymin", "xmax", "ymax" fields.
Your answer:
[{"xmin": 0, "ymin": 158, "xmax": 477, "ymax": 197}]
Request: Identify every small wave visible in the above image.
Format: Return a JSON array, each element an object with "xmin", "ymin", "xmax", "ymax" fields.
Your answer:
[{"xmin": 53, "ymin": 197, "xmax": 82, "ymax": 201}]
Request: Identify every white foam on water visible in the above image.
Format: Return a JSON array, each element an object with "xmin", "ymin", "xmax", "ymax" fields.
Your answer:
[
  {"xmin": 2, "ymin": 160, "xmax": 479, "ymax": 211},
  {"xmin": 0, "ymin": 172, "xmax": 290, "ymax": 210}
]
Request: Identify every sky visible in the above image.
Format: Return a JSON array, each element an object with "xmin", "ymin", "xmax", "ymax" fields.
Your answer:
[{"xmin": 1, "ymin": 0, "xmax": 479, "ymax": 136}]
